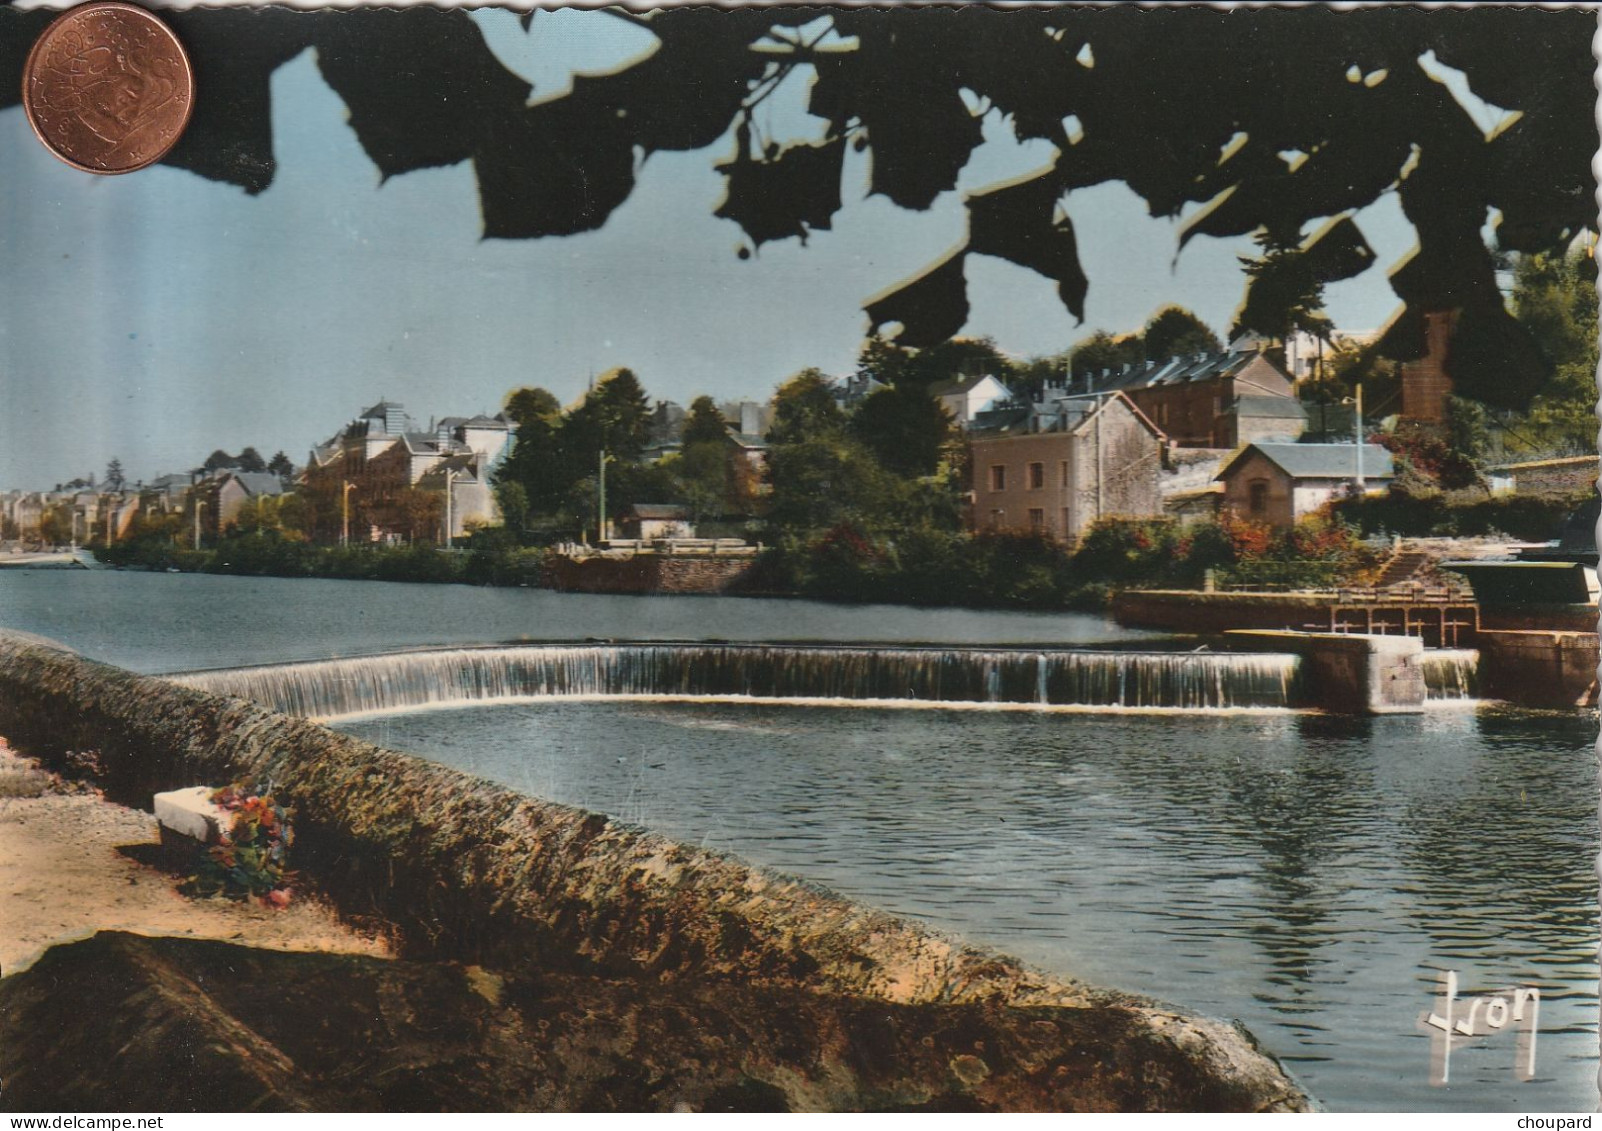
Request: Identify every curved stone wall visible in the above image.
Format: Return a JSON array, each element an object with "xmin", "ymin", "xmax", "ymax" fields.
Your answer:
[{"xmin": 0, "ymin": 631, "xmax": 1309, "ymax": 1111}]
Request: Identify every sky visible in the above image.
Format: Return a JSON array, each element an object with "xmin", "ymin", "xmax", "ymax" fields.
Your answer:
[{"xmin": 0, "ymin": 7, "xmax": 1446, "ymax": 490}]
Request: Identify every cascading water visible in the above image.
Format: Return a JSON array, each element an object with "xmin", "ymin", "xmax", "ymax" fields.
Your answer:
[
  {"xmin": 1420, "ymin": 648, "xmax": 1480, "ymax": 701},
  {"xmin": 169, "ymin": 644, "xmax": 1305, "ymax": 719}
]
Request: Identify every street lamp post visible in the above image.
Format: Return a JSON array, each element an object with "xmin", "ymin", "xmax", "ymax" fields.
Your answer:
[
  {"xmin": 193, "ymin": 500, "xmax": 205, "ymax": 551},
  {"xmin": 341, "ymin": 480, "xmax": 357, "ymax": 547},
  {"xmin": 596, "ymin": 450, "xmax": 614, "ymax": 544},
  {"xmin": 1353, "ymin": 383, "xmax": 1365, "ymax": 491},
  {"xmin": 443, "ymin": 469, "xmax": 458, "ymax": 550}
]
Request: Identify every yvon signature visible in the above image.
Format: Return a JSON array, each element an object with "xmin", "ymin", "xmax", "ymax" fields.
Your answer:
[{"xmin": 1418, "ymin": 969, "xmax": 1539, "ymax": 1085}]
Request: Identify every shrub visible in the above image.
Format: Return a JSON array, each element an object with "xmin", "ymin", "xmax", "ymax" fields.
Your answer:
[{"xmin": 182, "ymin": 785, "xmax": 293, "ymax": 906}]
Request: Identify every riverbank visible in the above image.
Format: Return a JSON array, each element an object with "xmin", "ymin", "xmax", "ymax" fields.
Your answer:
[
  {"xmin": 0, "ymin": 739, "xmax": 388, "ymax": 975},
  {"xmin": 0, "ymin": 630, "xmax": 1311, "ymax": 1112}
]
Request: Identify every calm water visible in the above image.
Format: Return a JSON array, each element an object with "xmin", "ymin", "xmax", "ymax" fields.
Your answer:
[
  {"xmin": 0, "ymin": 570, "xmax": 1154, "ymax": 673},
  {"xmin": 339, "ymin": 701, "xmax": 1598, "ymax": 1113},
  {"xmin": 2, "ymin": 570, "xmax": 1596, "ymax": 1112}
]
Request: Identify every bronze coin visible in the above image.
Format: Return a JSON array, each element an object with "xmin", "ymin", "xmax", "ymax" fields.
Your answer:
[{"xmin": 21, "ymin": 2, "xmax": 194, "ymax": 175}]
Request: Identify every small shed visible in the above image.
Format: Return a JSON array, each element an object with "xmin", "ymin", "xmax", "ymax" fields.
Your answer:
[
  {"xmin": 1216, "ymin": 443, "xmax": 1394, "ymax": 528},
  {"xmin": 618, "ymin": 503, "xmax": 694, "ymax": 541}
]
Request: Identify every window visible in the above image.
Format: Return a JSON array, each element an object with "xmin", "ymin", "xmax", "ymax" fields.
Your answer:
[
  {"xmin": 1061, "ymin": 507, "xmax": 1072, "ymax": 534},
  {"xmin": 1059, "ymin": 460, "xmax": 1069, "ymax": 487},
  {"xmin": 1248, "ymin": 479, "xmax": 1270, "ymax": 516},
  {"xmin": 1028, "ymin": 462, "xmax": 1045, "ymax": 489},
  {"xmin": 989, "ymin": 508, "xmax": 1006, "ymax": 529},
  {"xmin": 1028, "ymin": 508, "xmax": 1045, "ymax": 532},
  {"xmin": 990, "ymin": 465, "xmax": 1006, "ymax": 491}
]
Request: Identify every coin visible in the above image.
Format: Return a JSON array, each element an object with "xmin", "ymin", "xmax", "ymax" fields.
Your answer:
[{"xmin": 21, "ymin": 2, "xmax": 194, "ymax": 175}]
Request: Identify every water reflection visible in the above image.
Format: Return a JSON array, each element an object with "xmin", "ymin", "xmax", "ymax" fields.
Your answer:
[{"xmin": 339, "ymin": 702, "xmax": 1598, "ymax": 1113}]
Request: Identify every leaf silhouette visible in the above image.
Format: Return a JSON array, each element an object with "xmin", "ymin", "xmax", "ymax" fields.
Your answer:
[
  {"xmin": 0, "ymin": 4, "xmax": 1591, "ymax": 400},
  {"xmin": 865, "ymin": 252, "xmax": 970, "ymax": 349},
  {"xmin": 715, "ymin": 131, "xmax": 845, "ymax": 248},
  {"xmin": 965, "ymin": 172, "xmax": 1087, "ymax": 321}
]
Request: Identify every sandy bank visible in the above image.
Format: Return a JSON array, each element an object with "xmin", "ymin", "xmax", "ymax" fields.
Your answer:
[{"xmin": 0, "ymin": 739, "xmax": 387, "ymax": 975}]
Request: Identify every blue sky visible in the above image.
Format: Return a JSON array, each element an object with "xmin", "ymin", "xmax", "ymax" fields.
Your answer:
[{"xmin": 0, "ymin": 8, "xmax": 1425, "ymax": 490}]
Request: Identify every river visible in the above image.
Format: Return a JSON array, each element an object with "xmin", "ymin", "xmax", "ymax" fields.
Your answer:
[{"xmin": 2, "ymin": 569, "xmax": 1596, "ymax": 1113}]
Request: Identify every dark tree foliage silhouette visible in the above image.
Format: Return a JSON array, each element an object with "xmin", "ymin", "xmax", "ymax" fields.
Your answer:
[{"xmin": 0, "ymin": 6, "xmax": 1591, "ymax": 408}]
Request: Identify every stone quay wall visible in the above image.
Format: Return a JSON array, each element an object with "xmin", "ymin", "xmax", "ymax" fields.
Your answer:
[
  {"xmin": 0, "ymin": 630, "xmax": 1308, "ymax": 1112},
  {"xmin": 544, "ymin": 554, "xmax": 757, "ymax": 595}
]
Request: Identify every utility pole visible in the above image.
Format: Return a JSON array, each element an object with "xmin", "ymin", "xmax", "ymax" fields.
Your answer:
[
  {"xmin": 342, "ymin": 480, "xmax": 356, "ymax": 547},
  {"xmin": 1354, "ymin": 383, "xmax": 1365, "ymax": 491},
  {"xmin": 193, "ymin": 500, "xmax": 205, "ymax": 550},
  {"xmin": 596, "ymin": 450, "xmax": 611, "ymax": 543},
  {"xmin": 443, "ymin": 469, "xmax": 458, "ymax": 549},
  {"xmin": 1094, "ymin": 394, "xmax": 1105, "ymax": 521}
]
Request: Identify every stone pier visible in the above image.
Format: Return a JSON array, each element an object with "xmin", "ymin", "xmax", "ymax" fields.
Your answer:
[
  {"xmin": 1223, "ymin": 630, "xmax": 1426, "ymax": 714},
  {"xmin": 1476, "ymin": 630, "xmax": 1599, "ymax": 709}
]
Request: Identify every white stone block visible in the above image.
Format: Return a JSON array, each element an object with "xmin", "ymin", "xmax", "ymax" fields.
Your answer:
[{"xmin": 154, "ymin": 786, "xmax": 229, "ymax": 843}]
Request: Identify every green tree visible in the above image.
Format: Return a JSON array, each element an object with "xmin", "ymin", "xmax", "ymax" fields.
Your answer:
[
  {"xmin": 1068, "ymin": 330, "xmax": 1143, "ymax": 381},
  {"xmin": 1231, "ymin": 231, "xmax": 1334, "ymax": 346},
  {"xmin": 1143, "ymin": 306, "xmax": 1220, "ymax": 360},
  {"xmin": 494, "ymin": 479, "xmax": 530, "ymax": 535},
  {"xmin": 1510, "ymin": 249, "xmax": 1599, "ymax": 453},
  {"xmin": 237, "ymin": 447, "xmax": 268, "ymax": 473},
  {"xmin": 562, "ymin": 368, "xmax": 653, "ymax": 464},
  {"xmin": 682, "ymin": 395, "xmax": 730, "ymax": 446},
  {"xmin": 767, "ymin": 368, "xmax": 845, "ymax": 446},
  {"xmin": 103, "ymin": 458, "xmax": 126, "ymax": 491},
  {"xmin": 504, "ymin": 386, "xmax": 562, "ymax": 428},
  {"xmin": 848, "ymin": 386, "xmax": 953, "ymax": 479},
  {"xmin": 267, "ymin": 451, "xmax": 295, "ymax": 482},
  {"xmin": 669, "ymin": 441, "xmax": 731, "ymax": 522}
]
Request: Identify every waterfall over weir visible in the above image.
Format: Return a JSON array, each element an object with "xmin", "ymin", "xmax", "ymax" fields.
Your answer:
[
  {"xmin": 170, "ymin": 644, "xmax": 1304, "ymax": 719},
  {"xmin": 1420, "ymin": 648, "xmax": 1480, "ymax": 701}
]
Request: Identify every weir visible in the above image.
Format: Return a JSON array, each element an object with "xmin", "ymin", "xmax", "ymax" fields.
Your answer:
[
  {"xmin": 1420, "ymin": 648, "xmax": 1480, "ymax": 702},
  {"xmin": 169, "ymin": 644, "xmax": 1305, "ymax": 718},
  {"xmin": 0, "ymin": 630, "xmax": 1312, "ymax": 1111}
]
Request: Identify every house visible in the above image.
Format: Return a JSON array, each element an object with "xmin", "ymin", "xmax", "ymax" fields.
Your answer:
[
  {"xmin": 417, "ymin": 454, "xmax": 495, "ymax": 540},
  {"xmin": 966, "ymin": 391, "xmax": 1167, "ymax": 542},
  {"xmin": 1078, "ymin": 344, "xmax": 1301, "ymax": 448},
  {"xmin": 215, "ymin": 471, "xmax": 285, "ymax": 529},
  {"xmin": 930, "ymin": 373, "xmax": 1015, "ymax": 429},
  {"xmin": 303, "ymin": 399, "xmax": 512, "ymax": 543},
  {"xmin": 832, "ymin": 373, "xmax": 886, "ymax": 409},
  {"xmin": 618, "ymin": 504, "xmax": 694, "ymax": 541},
  {"xmin": 1215, "ymin": 442, "xmax": 1394, "ymax": 529}
]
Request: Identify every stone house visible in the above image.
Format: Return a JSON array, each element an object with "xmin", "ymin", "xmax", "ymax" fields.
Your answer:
[
  {"xmin": 618, "ymin": 504, "xmax": 694, "ymax": 541},
  {"xmin": 215, "ymin": 471, "xmax": 285, "ymax": 530},
  {"xmin": 1215, "ymin": 442, "xmax": 1394, "ymax": 529},
  {"xmin": 1078, "ymin": 345, "xmax": 1300, "ymax": 448},
  {"xmin": 304, "ymin": 400, "xmax": 513, "ymax": 543},
  {"xmin": 967, "ymin": 391, "xmax": 1167, "ymax": 542}
]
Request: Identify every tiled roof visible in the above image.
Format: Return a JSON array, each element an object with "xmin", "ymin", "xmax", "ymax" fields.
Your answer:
[
  {"xmin": 1233, "ymin": 395, "xmax": 1306, "ymax": 420},
  {"xmin": 230, "ymin": 472, "xmax": 285, "ymax": 496},
  {"xmin": 626, "ymin": 504, "xmax": 691, "ymax": 520},
  {"xmin": 1218, "ymin": 442, "xmax": 1394, "ymax": 481},
  {"xmin": 928, "ymin": 373, "xmax": 1005, "ymax": 398}
]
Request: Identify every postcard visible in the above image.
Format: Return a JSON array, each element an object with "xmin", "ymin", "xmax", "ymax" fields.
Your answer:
[{"xmin": 0, "ymin": 1, "xmax": 1595, "ymax": 1116}]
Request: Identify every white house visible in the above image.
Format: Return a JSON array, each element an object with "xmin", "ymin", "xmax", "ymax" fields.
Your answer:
[{"xmin": 929, "ymin": 374, "xmax": 1014, "ymax": 428}]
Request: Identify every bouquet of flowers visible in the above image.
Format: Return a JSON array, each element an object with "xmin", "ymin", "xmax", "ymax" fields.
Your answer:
[{"xmin": 183, "ymin": 785, "xmax": 295, "ymax": 907}]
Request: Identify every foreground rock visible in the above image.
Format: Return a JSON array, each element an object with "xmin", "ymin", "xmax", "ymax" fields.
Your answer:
[
  {"xmin": 0, "ymin": 932, "xmax": 1287, "ymax": 1112},
  {"xmin": 0, "ymin": 632, "xmax": 1311, "ymax": 1111}
]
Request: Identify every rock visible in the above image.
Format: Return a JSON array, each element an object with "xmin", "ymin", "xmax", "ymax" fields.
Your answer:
[{"xmin": 0, "ymin": 932, "xmax": 1295, "ymax": 1112}]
